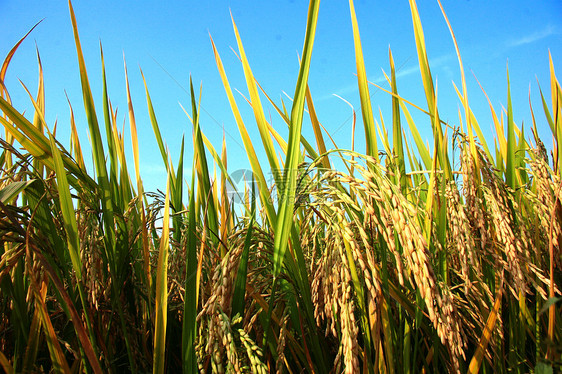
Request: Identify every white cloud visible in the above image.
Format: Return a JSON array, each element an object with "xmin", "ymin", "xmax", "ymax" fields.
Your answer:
[
  {"xmin": 508, "ymin": 25, "xmax": 557, "ymax": 47},
  {"xmin": 375, "ymin": 53, "xmax": 454, "ymax": 83},
  {"xmin": 317, "ymin": 53, "xmax": 454, "ymax": 102}
]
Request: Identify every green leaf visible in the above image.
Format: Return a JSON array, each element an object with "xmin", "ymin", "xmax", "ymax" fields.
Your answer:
[
  {"xmin": 231, "ymin": 15, "xmax": 281, "ymax": 178},
  {"xmin": 182, "ymin": 166, "xmax": 198, "ymax": 374},
  {"xmin": 210, "ymin": 35, "xmax": 277, "ymax": 228},
  {"xmin": 231, "ymin": 182, "xmax": 256, "ymax": 321},
  {"xmin": 506, "ymin": 65, "xmax": 516, "ymax": 189},
  {"xmin": 349, "ymin": 0, "xmax": 377, "ymax": 159},
  {"xmin": 408, "ymin": 0, "xmax": 451, "ymax": 180},
  {"xmin": 49, "ymin": 133, "xmax": 81, "ymax": 278},
  {"xmin": 190, "ymin": 79, "xmax": 220, "ymax": 248},
  {"xmin": 273, "ymin": 0, "xmax": 320, "ymax": 279},
  {"xmin": 0, "ymin": 180, "xmax": 36, "ymax": 204},
  {"xmin": 1, "ymin": 20, "xmax": 42, "ymax": 98},
  {"xmin": 389, "ymin": 48, "xmax": 407, "ymax": 193},
  {"xmin": 153, "ymin": 170, "xmax": 171, "ymax": 374},
  {"xmin": 68, "ymin": 0, "xmax": 118, "ymax": 244}
]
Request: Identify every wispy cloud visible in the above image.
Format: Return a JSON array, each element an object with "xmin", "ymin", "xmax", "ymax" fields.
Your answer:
[
  {"xmin": 375, "ymin": 64, "xmax": 420, "ymax": 83},
  {"xmin": 508, "ymin": 25, "xmax": 557, "ymax": 47},
  {"xmin": 318, "ymin": 53, "xmax": 454, "ymax": 102},
  {"xmin": 382, "ymin": 53, "xmax": 453, "ymax": 81}
]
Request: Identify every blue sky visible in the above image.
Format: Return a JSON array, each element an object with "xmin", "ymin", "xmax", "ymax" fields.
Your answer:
[{"xmin": 2, "ymin": 1, "xmax": 561, "ymax": 193}]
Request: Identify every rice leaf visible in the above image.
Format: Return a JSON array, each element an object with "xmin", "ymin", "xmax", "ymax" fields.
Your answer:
[
  {"xmin": 33, "ymin": 283, "xmax": 72, "ymax": 374},
  {"xmin": 408, "ymin": 0, "xmax": 451, "ymax": 179},
  {"xmin": 349, "ymin": 0, "xmax": 378, "ymax": 159},
  {"xmin": 153, "ymin": 170, "xmax": 171, "ymax": 374},
  {"xmin": 549, "ymin": 52, "xmax": 562, "ymax": 175},
  {"xmin": 506, "ymin": 66, "xmax": 516, "ymax": 189},
  {"xmin": 389, "ymin": 48, "xmax": 407, "ymax": 192},
  {"xmin": 306, "ymin": 86, "xmax": 330, "ymax": 169},
  {"xmin": 0, "ymin": 351, "xmax": 14, "ymax": 374},
  {"xmin": 68, "ymin": 0, "xmax": 117, "ymax": 247},
  {"xmin": 468, "ymin": 283, "xmax": 503, "ymax": 374},
  {"xmin": 0, "ymin": 99, "xmax": 54, "ymax": 171},
  {"xmin": 141, "ymin": 70, "xmax": 171, "ymax": 169},
  {"xmin": 182, "ymin": 165, "xmax": 198, "ymax": 374},
  {"xmin": 190, "ymin": 79, "xmax": 219, "ymax": 247},
  {"xmin": 22, "ymin": 298, "xmax": 43, "ymax": 373},
  {"xmin": 210, "ymin": 35, "xmax": 277, "ymax": 227},
  {"xmin": 0, "ymin": 20, "xmax": 42, "ymax": 99},
  {"xmin": 48, "ymin": 133, "xmax": 81, "ymax": 278},
  {"xmin": 272, "ymin": 0, "xmax": 319, "ymax": 278},
  {"xmin": 399, "ymin": 100, "xmax": 431, "ymax": 170},
  {"xmin": 66, "ymin": 94, "xmax": 85, "ymax": 169},
  {"xmin": 31, "ymin": 249, "xmax": 103, "ymax": 374},
  {"xmin": 437, "ymin": 0, "xmax": 481, "ymax": 174},
  {"xmin": 231, "ymin": 15, "xmax": 281, "ymax": 177},
  {"xmin": 231, "ymin": 181, "xmax": 255, "ymax": 321},
  {"xmin": 100, "ymin": 44, "xmax": 119, "ymax": 196},
  {"xmin": 0, "ymin": 180, "xmax": 35, "ymax": 204}
]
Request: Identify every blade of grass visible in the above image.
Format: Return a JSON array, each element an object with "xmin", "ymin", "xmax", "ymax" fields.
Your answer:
[
  {"xmin": 437, "ymin": 0, "xmax": 481, "ymax": 172},
  {"xmin": 48, "ymin": 132, "xmax": 82, "ymax": 283},
  {"xmin": 153, "ymin": 169, "xmax": 171, "ymax": 374},
  {"xmin": 399, "ymin": 100, "xmax": 431, "ymax": 170},
  {"xmin": 349, "ymin": 0, "xmax": 378, "ymax": 159},
  {"xmin": 68, "ymin": 0, "xmax": 117, "ymax": 248},
  {"xmin": 408, "ymin": 0, "xmax": 451, "ymax": 180},
  {"xmin": 32, "ymin": 282, "xmax": 72, "ymax": 374},
  {"xmin": 506, "ymin": 65, "xmax": 517, "ymax": 189},
  {"xmin": 101, "ymin": 44, "xmax": 120, "ymax": 199},
  {"xmin": 31, "ymin": 47, "xmax": 46, "ymax": 178},
  {"xmin": 377, "ymin": 108, "xmax": 392, "ymax": 156},
  {"xmin": 231, "ymin": 15, "xmax": 281, "ymax": 178},
  {"xmin": 305, "ymin": 85, "xmax": 330, "ymax": 169},
  {"xmin": 269, "ymin": 2, "xmax": 329, "ymax": 371},
  {"xmin": 0, "ymin": 351, "xmax": 14, "ymax": 374},
  {"xmin": 468, "ymin": 279, "xmax": 503, "ymax": 374},
  {"xmin": 549, "ymin": 51, "xmax": 562, "ymax": 175},
  {"xmin": 141, "ymin": 70, "xmax": 171, "ymax": 169},
  {"xmin": 29, "ymin": 245, "xmax": 103, "ymax": 374},
  {"xmin": 231, "ymin": 180, "xmax": 256, "ymax": 321},
  {"xmin": 0, "ymin": 97, "xmax": 94, "ymax": 188},
  {"xmin": 389, "ymin": 48, "xmax": 407, "ymax": 193},
  {"xmin": 0, "ymin": 20, "xmax": 42, "ymax": 100},
  {"xmin": 0, "ymin": 180, "xmax": 36, "ymax": 204},
  {"xmin": 22, "ymin": 295, "xmax": 43, "ymax": 374},
  {"xmin": 48, "ymin": 132, "xmax": 101, "ymax": 367},
  {"xmin": 273, "ymin": 0, "xmax": 319, "ymax": 278},
  {"xmin": 256, "ymin": 80, "xmax": 320, "ymax": 160},
  {"xmin": 125, "ymin": 61, "xmax": 152, "ymax": 296},
  {"xmin": 66, "ymin": 94, "xmax": 85, "ymax": 170},
  {"xmin": 182, "ymin": 164, "xmax": 198, "ymax": 374},
  {"xmin": 190, "ymin": 79, "xmax": 220, "ymax": 249},
  {"xmin": 219, "ymin": 134, "xmax": 233, "ymax": 253},
  {"xmin": 210, "ymin": 35, "xmax": 277, "ymax": 227}
]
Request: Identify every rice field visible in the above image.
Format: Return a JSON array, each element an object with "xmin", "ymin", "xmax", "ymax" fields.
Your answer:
[{"xmin": 0, "ymin": 0, "xmax": 561, "ymax": 373}]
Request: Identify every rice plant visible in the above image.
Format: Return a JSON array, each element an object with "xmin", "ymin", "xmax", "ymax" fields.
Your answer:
[{"xmin": 0, "ymin": 0, "xmax": 561, "ymax": 373}]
